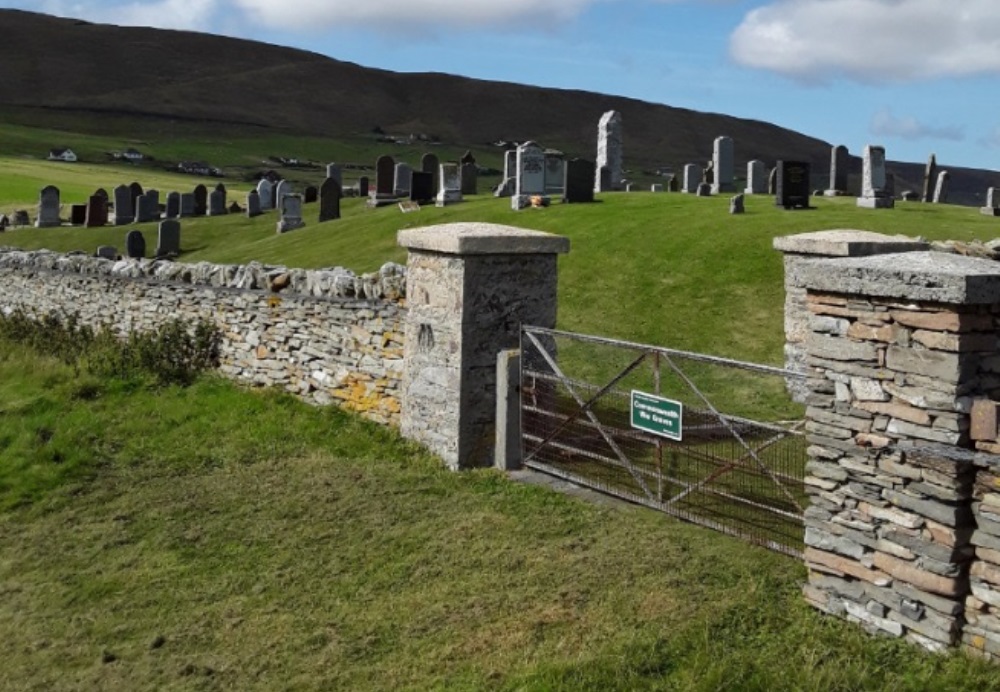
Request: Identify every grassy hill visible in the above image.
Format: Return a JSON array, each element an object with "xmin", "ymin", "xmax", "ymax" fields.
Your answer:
[{"xmin": 2, "ymin": 9, "xmax": 997, "ymax": 203}]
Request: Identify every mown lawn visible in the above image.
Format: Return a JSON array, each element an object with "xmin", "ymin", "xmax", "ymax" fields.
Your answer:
[{"xmin": 2, "ymin": 340, "xmax": 1000, "ymax": 690}]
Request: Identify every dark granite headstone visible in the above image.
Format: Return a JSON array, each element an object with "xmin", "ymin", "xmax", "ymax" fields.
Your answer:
[
  {"xmin": 165, "ymin": 192, "xmax": 180, "ymax": 219},
  {"xmin": 359, "ymin": 176, "xmax": 370, "ymax": 197},
  {"xmin": 563, "ymin": 158, "xmax": 595, "ymax": 203},
  {"xmin": 696, "ymin": 182, "xmax": 711, "ymax": 197},
  {"xmin": 193, "ymin": 184, "xmax": 207, "ymax": 216},
  {"xmin": 96, "ymin": 245, "xmax": 117, "ymax": 260},
  {"xmin": 409, "ymin": 171, "xmax": 434, "ymax": 203},
  {"xmin": 70, "ymin": 204, "xmax": 87, "ymax": 225},
  {"xmin": 421, "ymin": 153, "xmax": 440, "ymax": 191},
  {"xmin": 134, "ymin": 194, "xmax": 158, "ymax": 223},
  {"xmin": 156, "ymin": 220, "xmax": 181, "ymax": 257},
  {"xmin": 598, "ymin": 166, "xmax": 611, "ymax": 193},
  {"xmin": 246, "ymin": 190, "xmax": 262, "ymax": 218},
  {"xmin": 228, "ymin": 202, "xmax": 241, "ymax": 214},
  {"xmin": 375, "ymin": 155, "xmax": 395, "ymax": 196},
  {"xmin": 85, "ymin": 194, "xmax": 108, "ymax": 227},
  {"xmin": 215, "ymin": 182, "xmax": 226, "ymax": 195},
  {"xmin": 128, "ymin": 182, "xmax": 143, "ymax": 212},
  {"xmin": 319, "ymin": 177, "xmax": 341, "ymax": 222},
  {"xmin": 125, "ymin": 230, "xmax": 146, "ymax": 259},
  {"xmin": 208, "ymin": 189, "xmax": 227, "ymax": 216},
  {"xmin": 304, "ymin": 185, "xmax": 319, "ymax": 204},
  {"xmin": 922, "ymin": 154, "xmax": 937, "ymax": 203},
  {"xmin": 113, "ymin": 185, "xmax": 132, "ymax": 226},
  {"xmin": 35, "ymin": 185, "xmax": 61, "ymax": 228},
  {"xmin": 729, "ymin": 193, "xmax": 745, "ymax": 214},
  {"xmin": 775, "ymin": 160, "xmax": 811, "ymax": 209},
  {"xmin": 179, "ymin": 193, "xmax": 195, "ymax": 218},
  {"xmin": 460, "ymin": 154, "xmax": 478, "ymax": 195},
  {"xmin": 830, "ymin": 145, "xmax": 849, "ymax": 193},
  {"xmin": 94, "ymin": 188, "xmax": 109, "ymax": 202}
]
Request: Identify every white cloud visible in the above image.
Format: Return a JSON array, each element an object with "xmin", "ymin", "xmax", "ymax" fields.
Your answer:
[
  {"xmin": 730, "ymin": 0, "xmax": 1000, "ymax": 83},
  {"xmin": 41, "ymin": 0, "xmax": 219, "ymax": 31},
  {"xmin": 870, "ymin": 107, "xmax": 964, "ymax": 142}
]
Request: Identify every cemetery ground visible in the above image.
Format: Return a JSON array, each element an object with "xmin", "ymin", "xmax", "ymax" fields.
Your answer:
[{"xmin": 3, "ymin": 338, "xmax": 1000, "ymax": 691}]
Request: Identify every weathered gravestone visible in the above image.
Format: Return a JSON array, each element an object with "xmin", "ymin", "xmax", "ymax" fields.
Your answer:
[
  {"xmin": 857, "ymin": 145, "xmax": 893, "ymax": 209},
  {"xmin": 303, "ymin": 185, "xmax": 318, "ymax": 204},
  {"xmin": 246, "ymin": 190, "xmax": 263, "ymax": 218},
  {"xmin": 667, "ymin": 175, "xmax": 679, "ymax": 192},
  {"xmin": 775, "ymin": 160, "xmax": 811, "ymax": 209},
  {"xmin": 460, "ymin": 151, "xmax": 477, "ymax": 195},
  {"xmin": 189, "ymin": 185, "xmax": 205, "ymax": 216},
  {"xmin": 326, "ymin": 163, "xmax": 342, "ymax": 185},
  {"xmin": 113, "ymin": 185, "xmax": 132, "ymax": 226},
  {"xmin": 650, "ymin": 184, "xmax": 663, "ymax": 192},
  {"xmin": 276, "ymin": 194, "xmax": 306, "ymax": 233},
  {"xmin": 745, "ymin": 160, "xmax": 767, "ymax": 195},
  {"xmin": 208, "ymin": 189, "xmax": 227, "ymax": 216},
  {"xmin": 125, "ymin": 230, "xmax": 146, "ymax": 259},
  {"xmin": 70, "ymin": 204, "xmax": 87, "ymax": 226},
  {"xmin": 544, "ymin": 154, "xmax": 565, "ymax": 195},
  {"xmin": 922, "ymin": 153, "xmax": 937, "ymax": 203},
  {"xmin": 503, "ymin": 150, "xmax": 517, "ymax": 180},
  {"xmin": 96, "ymin": 245, "xmax": 117, "ymax": 261},
  {"xmin": 933, "ymin": 170, "xmax": 950, "ymax": 204},
  {"xmin": 394, "ymin": 163, "xmax": 412, "ymax": 197},
  {"xmin": 13, "ymin": 210, "xmax": 30, "ymax": 227},
  {"xmin": 215, "ymin": 182, "xmax": 226, "ymax": 195},
  {"xmin": 768, "ymin": 167, "xmax": 777, "ymax": 194},
  {"xmin": 730, "ymin": 193, "xmax": 745, "ymax": 214},
  {"xmin": 595, "ymin": 110, "xmax": 623, "ymax": 191},
  {"xmin": 409, "ymin": 172, "xmax": 433, "ymax": 203},
  {"xmin": 228, "ymin": 202, "xmax": 241, "ymax": 214},
  {"xmin": 563, "ymin": 158, "xmax": 595, "ymax": 203},
  {"xmin": 35, "ymin": 185, "xmax": 61, "ymax": 227},
  {"xmin": 165, "ymin": 192, "xmax": 180, "ymax": 219},
  {"xmin": 421, "ymin": 153, "xmax": 440, "ymax": 192},
  {"xmin": 375, "ymin": 155, "xmax": 395, "ymax": 196},
  {"xmin": 358, "ymin": 176, "xmax": 370, "ymax": 196},
  {"xmin": 512, "ymin": 141, "xmax": 547, "ymax": 210},
  {"xmin": 256, "ymin": 179, "xmax": 274, "ymax": 210},
  {"xmin": 179, "ymin": 193, "xmax": 196, "ymax": 218},
  {"xmin": 273, "ymin": 180, "xmax": 292, "ymax": 211},
  {"xmin": 134, "ymin": 192, "xmax": 159, "ymax": 223},
  {"xmin": 598, "ymin": 166, "xmax": 612, "ymax": 193},
  {"xmin": 156, "ymin": 220, "xmax": 181, "ymax": 257},
  {"xmin": 85, "ymin": 194, "xmax": 108, "ymax": 227},
  {"xmin": 982, "ymin": 188, "xmax": 1000, "ymax": 217},
  {"xmin": 128, "ymin": 182, "xmax": 143, "ymax": 212},
  {"xmin": 682, "ymin": 164, "xmax": 700, "ymax": 193},
  {"xmin": 825, "ymin": 145, "xmax": 849, "ymax": 196},
  {"xmin": 696, "ymin": 182, "xmax": 711, "ymax": 197},
  {"xmin": 319, "ymin": 177, "xmax": 341, "ymax": 222},
  {"xmin": 711, "ymin": 136, "xmax": 735, "ymax": 194},
  {"xmin": 436, "ymin": 163, "xmax": 463, "ymax": 207}
]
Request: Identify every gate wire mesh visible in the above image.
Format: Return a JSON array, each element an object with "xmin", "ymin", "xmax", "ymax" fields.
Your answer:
[{"xmin": 520, "ymin": 326, "xmax": 809, "ymax": 558}]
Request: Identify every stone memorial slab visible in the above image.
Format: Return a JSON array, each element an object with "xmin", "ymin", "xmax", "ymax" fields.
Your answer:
[
  {"xmin": 745, "ymin": 160, "xmax": 767, "ymax": 194},
  {"xmin": 667, "ymin": 175, "xmax": 679, "ymax": 192},
  {"xmin": 768, "ymin": 167, "xmax": 777, "ymax": 194},
  {"xmin": 825, "ymin": 145, "xmax": 849, "ymax": 196},
  {"xmin": 857, "ymin": 145, "xmax": 893, "ymax": 209},
  {"xmin": 303, "ymin": 185, "xmax": 318, "ymax": 204},
  {"xmin": 215, "ymin": 183, "xmax": 226, "ymax": 194},
  {"xmin": 179, "ymin": 193, "xmax": 195, "ymax": 218},
  {"xmin": 598, "ymin": 166, "xmax": 612, "ymax": 193},
  {"xmin": 246, "ymin": 189, "xmax": 262, "ymax": 218},
  {"xmin": 650, "ymin": 184, "xmax": 663, "ymax": 192},
  {"xmin": 503, "ymin": 150, "xmax": 517, "ymax": 180},
  {"xmin": 493, "ymin": 178, "xmax": 515, "ymax": 197},
  {"xmin": 256, "ymin": 179, "xmax": 274, "ymax": 210},
  {"xmin": 775, "ymin": 160, "xmax": 811, "ymax": 209},
  {"xmin": 276, "ymin": 193, "xmax": 306, "ymax": 233},
  {"xmin": 359, "ymin": 176, "xmax": 370, "ymax": 196},
  {"xmin": 982, "ymin": 188, "xmax": 1000, "ymax": 217},
  {"xmin": 595, "ymin": 110, "xmax": 623, "ymax": 191},
  {"xmin": 165, "ymin": 192, "xmax": 180, "ymax": 219},
  {"xmin": 696, "ymin": 182, "xmax": 711, "ymax": 197},
  {"xmin": 208, "ymin": 189, "xmax": 227, "ymax": 216},
  {"xmin": 134, "ymin": 193, "xmax": 158, "ymax": 223},
  {"xmin": 421, "ymin": 153, "xmax": 439, "ymax": 191},
  {"xmin": 394, "ymin": 162, "xmax": 413, "ymax": 197},
  {"xmin": 933, "ymin": 170, "xmax": 950, "ymax": 204},
  {"xmin": 326, "ymin": 163, "xmax": 342, "ymax": 186},
  {"xmin": 274, "ymin": 180, "xmax": 292, "ymax": 211},
  {"xmin": 436, "ymin": 163, "xmax": 463, "ymax": 207},
  {"xmin": 193, "ymin": 184, "xmax": 207, "ymax": 216},
  {"xmin": 128, "ymin": 182, "xmax": 143, "ymax": 212},
  {"xmin": 544, "ymin": 154, "xmax": 565, "ymax": 195},
  {"xmin": 113, "ymin": 185, "xmax": 132, "ymax": 226},
  {"xmin": 730, "ymin": 193, "xmax": 745, "ymax": 214},
  {"xmin": 922, "ymin": 154, "xmax": 937, "ymax": 203},
  {"xmin": 156, "ymin": 219, "xmax": 181, "ymax": 257},
  {"xmin": 13, "ymin": 210, "xmax": 29, "ymax": 227},
  {"xmin": 319, "ymin": 177, "xmax": 342, "ymax": 222},
  {"xmin": 512, "ymin": 141, "xmax": 547, "ymax": 210},
  {"xmin": 125, "ymin": 229, "xmax": 146, "ymax": 259},
  {"xmin": 409, "ymin": 171, "xmax": 434, "ymax": 203},
  {"xmin": 96, "ymin": 245, "xmax": 117, "ymax": 261},
  {"xmin": 375, "ymin": 155, "xmax": 395, "ymax": 196},
  {"xmin": 85, "ymin": 194, "xmax": 108, "ymax": 227},
  {"xmin": 35, "ymin": 185, "xmax": 61, "ymax": 227},
  {"xmin": 711, "ymin": 136, "xmax": 735, "ymax": 194},
  {"xmin": 70, "ymin": 204, "xmax": 87, "ymax": 226},
  {"xmin": 228, "ymin": 202, "xmax": 241, "ymax": 214},
  {"xmin": 682, "ymin": 164, "xmax": 700, "ymax": 193}
]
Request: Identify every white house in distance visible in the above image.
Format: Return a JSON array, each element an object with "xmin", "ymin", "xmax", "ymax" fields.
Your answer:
[{"xmin": 47, "ymin": 147, "xmax": 77, "ymax": 162}]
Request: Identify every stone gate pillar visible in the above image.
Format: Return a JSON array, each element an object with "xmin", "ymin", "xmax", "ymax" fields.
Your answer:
[{"xmin": 398, "ymin": 223, "xmax": 569, "ymax": 470}]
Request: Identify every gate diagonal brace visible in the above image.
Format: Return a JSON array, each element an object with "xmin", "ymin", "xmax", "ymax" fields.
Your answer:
[
  {"xmin": 661, "ymin": 355, "xmax": 806, "ymax": 514},
  {"xmin": 523, "ymin": 330, "xmax": 655, "ymax": 500}
]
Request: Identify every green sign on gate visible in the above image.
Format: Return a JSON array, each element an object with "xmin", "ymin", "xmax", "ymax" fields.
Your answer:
[{"xmin": 630, "ymin": 390, "xmax": 683, "ymax": 441}]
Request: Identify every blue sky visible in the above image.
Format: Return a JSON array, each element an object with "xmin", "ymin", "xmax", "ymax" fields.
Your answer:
[{"xmin": 11, "ymin": 0, "xmax": 1000, "ymax": 171}]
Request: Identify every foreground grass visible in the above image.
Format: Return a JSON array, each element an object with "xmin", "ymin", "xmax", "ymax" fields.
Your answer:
[{"xmin": 3, "ymin": 342, "xmax": 1000, "ymax": 690}]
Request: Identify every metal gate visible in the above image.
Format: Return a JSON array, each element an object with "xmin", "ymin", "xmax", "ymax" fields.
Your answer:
[{"xmin": 520, "ymin": 326, "xmax": 809, "ymax": 557}]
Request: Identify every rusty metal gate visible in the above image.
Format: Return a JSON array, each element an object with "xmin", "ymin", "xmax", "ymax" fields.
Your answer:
[{"xmin": 520, "ymin": 326, "xmax": 809, "ymax": 557}]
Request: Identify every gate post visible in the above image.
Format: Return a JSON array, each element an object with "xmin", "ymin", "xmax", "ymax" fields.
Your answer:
[
  {"xmin": 398, "ymin": 223, "xmax": 569, "ymax": 470},
  {"xmin": 793, "ymin": 249, "xmax": 1000, "ymax": 653}
]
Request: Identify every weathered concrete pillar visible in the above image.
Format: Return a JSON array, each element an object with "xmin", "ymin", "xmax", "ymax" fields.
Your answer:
[
  {"xmin": 774, "ymin": 231, "xmax": 928, "ymax": 401},
  {"xmin": 794, "ymin": 250, "xmax": 1000, "ymax": 652},
  {"xmin": 398, "ymin": 223, "xmax": 569, "ymax": 470}
]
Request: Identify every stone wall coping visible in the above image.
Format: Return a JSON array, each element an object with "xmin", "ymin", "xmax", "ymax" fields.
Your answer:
[
  {"xmin": 794, "ymin": 251, "xmax": 1000, "ymax": 304},
  {"xmin": 398, "ymin": 223, "xmax": 570, "ymax": 256},
  {"xmin": 773, "ymin": 230, "xmax": 929, "ymax": 257}
]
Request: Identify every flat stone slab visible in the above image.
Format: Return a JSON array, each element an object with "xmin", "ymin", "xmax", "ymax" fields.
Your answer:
[
  {"xmin": 398, "ymin": 223, "xmax": 570, "ymax": 255},
  {"xmin": 795, "ymin": 251, "xmax": 1000, "ymax": 304},
  {"xmin": 774, "ymin": 230, "xmax": 928, "ymax": 257}
]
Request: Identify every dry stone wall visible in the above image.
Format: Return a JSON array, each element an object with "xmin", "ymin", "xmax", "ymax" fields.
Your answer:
[{"xmin": 0, "ymin": 248, "xmax": 407, "ymax": 424}]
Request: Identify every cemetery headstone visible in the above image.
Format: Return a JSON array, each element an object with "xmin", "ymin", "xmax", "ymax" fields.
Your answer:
[
  {"xmin": 165, "ymin": 192, "xmax": 180, "ymax": 219},
  {"xmin": 493, "ymin": 178, "xmax": 515, "ymax": 197},
  {"xmin": 857, "ymin": 145, "xmax": 893, "ymax": 209},
  {"xmin": 304, "ymin": 185, "xmax": 318, "ymax": 204},
  {"xmin": 96, "ymin": 245, "xmax": 117, "ymax": 261},
  {"xmin": 922, "ymin": 153, "xmax": 937, "ymax": 203},
  {"xmin": 319, "ymin": 177, "xmax": 342, "ymax": 222},
  {"xmin": 246, "ymin": 190, "xmax": 263, "ymax": 218},
  {"xmin": 193, "ymin": 184, "xmax": 208, "ymax": 216},
  {"xmin": 394, "ymin": 162, "xmax": 413, "ymax": 197},
  {"xmin": 128, "ymin": 182, "xmax": 143, "ymax": 212},
  {"xmin": 544, "ymin": 154, "xmax": 565, "ymax": 195},
  {"xmin": 125, "ymin": 230, "xmax": 146, "ymax": 259},
  {"xmin": 375, "ymin": 155, "xmax": 395, "ymax": 196},
  {"xmin": 667, "ymin": 175, "xmax": 679, "ymax": 192},
  {"xmin": 460, "ymin": 151, "xmax": 477, "ymax": 195},
  {"xmin": 696, "ymin": 182, "xmax": 711, "ymax": 197},
  {"xmin": 775, "ymin": 160, "xmax": 811, "ymax": 209},
  {"xmin": 358, "ymin": 176, "xmax": 370, "ymax": 197},
  {"xmin": 595, "ymin": 110, "xmax": 623, "ymax": 191},
  {"xmin": 35, "ymin": 185, "xmax": 61, "ymax": 227},
  {"xmin": 563, "ymin": 158, "xmax": 595, "ymax": 203},
  {"xmin": 982, "ymin": 187, "xmax": 1000, "ymax": 217},
  {"xmin": 503, "ymin": 150, "xmax": 517, "ymax": 180},
  {"xmin": 70, "ymin": 204, "xmax": 87, "ymax": 226},
  {"xmin": 326, "ymin": 163, "xmax": 342, "ymax": 186},
  {"xmin": 682, "ymin": 164, "xmax": 700, "ymax": 193},
  {"xmin": 113, "ymin": 185, "xmax": 132, "ymax": 226},
  {"xmin": 421, "ymin": 153, "xmax": 439, "ymax": 192},
  {"xmin": 208, "ymin": 189, "xmax": 227, "ymax": 216},
  {"xmin": 156, "ymin": 219, "xmax": 181, "ymax": 257},
  {"xmin": 256, "ymin": 179, "xmax": 274, "ymax": 210},
  {"xmin": 901, "ymin": 190, "xmax": 920, "ymax": 202},
  {"xmin": 711, "ymin": 136, "xmax": 735, "ymax": 194},
  {"xmin": 436, "ymin": 163, "xmax": 463, "ymax": 207},
  {"xmin": 85, "ymin": 194, "xmax": 108, "ymax": 227},
  {"xmin": 215, "ymin": 182, "xmax": 226, "ymax": 194},
  {"xmin": 228, "ymin": 202, "xmax": 241, "ymax": 214},
  {"xmin": 512, "ymin": 141, "xmax": 547, "ymax": 210},
  {"xmin": 650, "ymin": 184, "xmax": 663, "ymax": 192},
  {"xmin": 745, "ymin": 160, "xmax": 767, "ymax": 194},
  {"xmin": 767, "ymin": 167, "xmax": 777, "ymax": 195},
  {"xmin": 134, "ymin": 193, "xmax": 158, "ymax": 223},
  {"xmin": 729, "ymin": 193, "xmax": 745, "ymax": 214},
  {"xmin": 179, "ymin": 193, "xmax": 195, "ymax": 218},
  {"xmin": 94, "ymin": 188, "xmax": 109, "ymax": 203},
  {"xmin": 13, "ymin": 210, "xmax": 29, "ymax": 227},
  {"xmin": 825, "ymin": 145, "xmax": 849, "ymax": 196},
  {"xmin": 409, "ymin": 171, "xmax": 433, "ymax": 204},
  {"xmin": 276, "ymin": 194, "xmax": 306, "ymax": 234},
  {"xmin": 933, "ymin": 170, "xmax": 950, "ymax": 204},
  {"xmin": 274, "ymin": 180, "xmax": 292, "ymax": 211}
]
